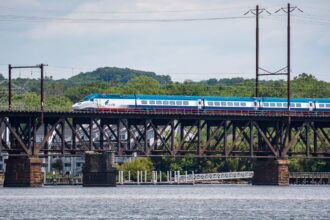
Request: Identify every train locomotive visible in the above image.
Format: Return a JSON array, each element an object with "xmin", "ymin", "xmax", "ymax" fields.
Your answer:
[{"xmin": 72, "ymin": 93, "xmax": 330, "ymax": 113}]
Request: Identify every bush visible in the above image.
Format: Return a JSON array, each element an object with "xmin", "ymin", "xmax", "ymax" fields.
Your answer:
[{"xmin": 117, "ymin": 157, "xmax": 153, "ymax": 181}]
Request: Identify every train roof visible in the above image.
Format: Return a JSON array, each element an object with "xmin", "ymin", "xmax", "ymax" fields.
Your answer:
[
  {"xmin": 84, "ymin": 94, "xmax": 258, "ymax": 101},
  {"xmin": 83, "ymin": 93, "xmax": 330, "ymax": 102},
  {"xmin": 314, "ymin": 98, "xmax": 330, "ymax": 103},
  {"xmin": 204, "ymin": 96, "xmax": 255, "ymax": 101},
  {"xmin": 261, "ymin": 97, "xmax": 312, "ymax": 102},
  {"xmin": 137, "ymin": 94, "xmax": 205, "ymax": 100},
  {"xmin": 83, "ymin": 93, "xmax": 102, "ymax": 100}
]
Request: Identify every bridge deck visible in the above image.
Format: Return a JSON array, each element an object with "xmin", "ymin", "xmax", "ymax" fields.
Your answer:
[{"xmin": 1, "ymin": 109, "xmax": 330, "ymax": 119}]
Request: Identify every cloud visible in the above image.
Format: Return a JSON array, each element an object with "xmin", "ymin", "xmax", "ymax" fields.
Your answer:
[
  {"xmin": 28, "ymin": 0, "xmax": 214, "ymax": 38},
  {"xmin": 0, "ymin": 0, "xmax": 40, "ymax": 8},
  {"xmin": 3, "ymin": 0, "xmax": 330, "ymax": 82}
]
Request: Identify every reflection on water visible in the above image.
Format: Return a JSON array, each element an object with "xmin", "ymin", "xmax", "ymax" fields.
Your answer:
[{"xmin": 0, "ymin": 185, "xmax": 329, "ymax": 219}]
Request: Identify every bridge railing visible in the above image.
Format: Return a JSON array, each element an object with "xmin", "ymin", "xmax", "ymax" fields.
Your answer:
[
  {"xmin": 1, "ymin": 105, "xmax": 330, "ymax": 117},
  {"xmin": 68, "ymin": 109, "xmax": 330, "ymax": 117},
  {"xmin": 0, "ymin": 105, "xmax": 72, "ymax": 112},
  {"xmin": 177, "ymin": 171, "xmax": 254, "ymax": 183},
  {"xmin": 289, "ymin": 172, "xmax": 330, "ymax": 179}
]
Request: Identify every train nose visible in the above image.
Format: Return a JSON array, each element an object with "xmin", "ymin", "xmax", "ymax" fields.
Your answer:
[{"xmin": 72, "ymin": 102, "xmax": 81, "ymax": 110}]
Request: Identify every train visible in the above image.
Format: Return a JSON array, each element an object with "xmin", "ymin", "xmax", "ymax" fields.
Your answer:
[{"xmin": 72, "ymin": 93, "xmax": 330, "ymax": 113}]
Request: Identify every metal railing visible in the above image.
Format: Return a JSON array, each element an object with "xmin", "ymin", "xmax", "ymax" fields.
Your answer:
[
  {"xmin": 178, "ymin": 171, "xmax": 254, "ymax": 183},
  {"xmin": 1, "ymin": 105, "xmax": 330, "ymax": 117},
  {"xmin": 290, "ymin": 172, "xmax": 330, "ymax": 179}
]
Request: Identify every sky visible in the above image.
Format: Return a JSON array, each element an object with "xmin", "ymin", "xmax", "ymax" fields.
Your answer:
[{"xmin": 0, "ymin": 0, "xmax": 329, "ymax": 82}]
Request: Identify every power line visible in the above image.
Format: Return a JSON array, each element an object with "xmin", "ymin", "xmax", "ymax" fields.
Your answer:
[
  {"xmin": 0, "ymin": 5, "xmax": 251, "ymax": 15},
  {"xmin": 0, "ymin": 14, "xmax": 256, "ymax": 24}
]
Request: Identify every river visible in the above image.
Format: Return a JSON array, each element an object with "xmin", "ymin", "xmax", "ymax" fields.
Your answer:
[{"xmin": 0, "ymin": 185, "xmax": 329, "ymax": 219}]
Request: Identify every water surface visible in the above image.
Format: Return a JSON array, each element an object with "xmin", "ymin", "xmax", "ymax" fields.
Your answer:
[{"xmin": 0, "ymin": 185, "xmax": 329, "ymax": 219}]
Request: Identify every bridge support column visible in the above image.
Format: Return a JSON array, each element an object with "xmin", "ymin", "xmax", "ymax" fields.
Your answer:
[
  {"xmin": 83, "ymin": 151, "xmax": 117, "ymax": 187},
  {"xmin": 4, "ymin": 156, "xmax": 42, "ymax": 187},
  {"xmin": 253, "ymin": 159, "xmax": 289, "ymax": 186}
]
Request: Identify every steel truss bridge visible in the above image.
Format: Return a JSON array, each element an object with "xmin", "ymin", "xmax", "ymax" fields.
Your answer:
[{"xmin": 0, "ymin": 110, "xmax": 330, "ymax": 158}]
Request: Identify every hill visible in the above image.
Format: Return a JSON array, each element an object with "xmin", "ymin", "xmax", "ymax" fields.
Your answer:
[{"xmin": 68, "ymin": 67, "xmax": 172, "ymax": 85}]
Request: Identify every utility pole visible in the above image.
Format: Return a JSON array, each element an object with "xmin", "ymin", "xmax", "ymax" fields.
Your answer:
[
  {"xmin": 8, "ymin": 65, "xmax": 12, "ymax": 111},
  {"xmin": 244, "ymin": 5, "xmax": 271, "ymax": 97},
  {"xmin": 8, "ymin": 64, "xmax": 48, "ymax": 123},
  {"xmin": 275, "ymin": 4, "xmax": 303, "ymax": 111},
  {"xmin": 274, "ymin": 4, "xmax": 303, "ymax": 157}
]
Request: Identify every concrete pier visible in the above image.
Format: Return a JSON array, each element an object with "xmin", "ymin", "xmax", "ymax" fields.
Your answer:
[
  {"xmin": 253, "ymin": 159, "xmax": 289, "ymax": 186},
  {"xmin": 4, "ymin": 156, "xmax": 42, "ymax": 187},
  {"xmin": 83, "ymin": 151, "xmax": 117, "ymax": 187}
]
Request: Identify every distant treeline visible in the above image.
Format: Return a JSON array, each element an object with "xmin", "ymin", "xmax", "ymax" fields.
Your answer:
[
  {"xmin": 0, "ymin": 66, "xmax": 329, "ymax": 109},
  {"xmin": 0, "ymin": 67, "xmax": 329, "ymax": 109}
]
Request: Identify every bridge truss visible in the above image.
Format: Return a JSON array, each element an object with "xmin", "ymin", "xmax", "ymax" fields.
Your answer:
[{"xmin": 0, "ymin": 110, "xmax": 330, "ymax": 158}]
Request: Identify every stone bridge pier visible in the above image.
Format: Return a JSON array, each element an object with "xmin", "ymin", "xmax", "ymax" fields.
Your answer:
[
  {"xmin": 83, "ymin": 151, "xmax": 117, "ymax": 187},
  {"xmin": 4, "ymin": 156, "xmax": 42, "ymax": 187},
  {"xmin": 252, "ymin": 159, "xmax": 289, "ymax": 186}
]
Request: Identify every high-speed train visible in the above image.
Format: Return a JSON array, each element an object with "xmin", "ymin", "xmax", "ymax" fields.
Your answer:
[{"xmin": 72, "ymin": 93, "xmax": 330, "ymax": 113}]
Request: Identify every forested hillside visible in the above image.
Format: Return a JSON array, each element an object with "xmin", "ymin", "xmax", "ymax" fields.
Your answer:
[{"xmin": 67, "ymin": 67, "xmax": 171, "ymax": 85}]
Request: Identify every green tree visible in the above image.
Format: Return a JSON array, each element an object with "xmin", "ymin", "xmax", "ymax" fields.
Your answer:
[
  {"xmin": 52, "ymin": 158, "xmax": 64, "ymax": 174},
  {"xmin": 126, "ymin": 76, "xmax": 164, "ymax": 94},
  {"xmin": 117, "ymin": 157, "xmax": 153, "ymax": 181},
  {"xmin": 12, "ymin": 92, "xmax": 39, "ymax": 110},
  {"xmin": 44, "ymin": 95, "xmax": 73, "ymax": 111},
  {"xmin": 64, "ymin": 82, "xmax": 109, "ymax": 102}
]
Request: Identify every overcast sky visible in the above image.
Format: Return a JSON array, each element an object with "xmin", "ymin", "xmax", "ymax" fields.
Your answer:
[{"xmin": 0, "ymin": 0, "xmax": 329, "ymax": 82}]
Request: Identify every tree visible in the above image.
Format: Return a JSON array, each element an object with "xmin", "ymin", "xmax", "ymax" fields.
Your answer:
[
  {"xmin": 12, "ymin": 92, "xmax": 39, "ymax": 110},
  {"xmin": 117, "ymin": 157, "xmax": 153, "ymax": 181},
  {"xmin": 52, "ymin": 158, "xmax": 64, "ymax": 174},
  {"xmin": 44, "ymin": 95, "xmax": 73, "ymax": 111},
  {"xmin": 126, "ymin": 76, "xmax": 164, "ymax": 94},
  {"xmin": 64, "ymin": 82, "xmax": 109, "ymax": 102}
]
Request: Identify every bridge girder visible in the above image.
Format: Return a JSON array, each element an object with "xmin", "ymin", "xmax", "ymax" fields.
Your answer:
[{"xmin": 0, "ymin": 111, "xmax": 330, "ymax": 158}]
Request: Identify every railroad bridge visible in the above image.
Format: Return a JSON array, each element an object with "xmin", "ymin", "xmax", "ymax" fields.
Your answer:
[{"xmin": 1, "ymin": 109, "xmax": 330, "ymax": 186}]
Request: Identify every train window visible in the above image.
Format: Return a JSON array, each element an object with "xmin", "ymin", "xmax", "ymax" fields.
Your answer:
[
  {"xmin": 170, "ymin": 101, "xmax": 175, "ymax": 105},
  {"xmin": 163, "ymin": 100, "xmax": 169, "ymax": 105},
  {"xmin": 141, "ymin": 100, "xmax": 148, "ymax": 105},
  {"xmin": 90, "ymin": 99, "xmax": 94, "ymax": 101},
  {"xmin": 227, "ymin": 102, "xmax": 233, "ymax": 106},
  {"xmin": 176, "ymin": 101, "xmax": 182, "ymax": 105},
  {"xmin": 320, "ymin": 104, "xmax": 325, "ymax": 108},
  {"xmin": 221, "ymin": 102, "xmax": 226, "ymax": 106},
  {"xmin": 208, "ymin": 102, "xmax": 213, "ymax": 106},
  {"xmin": 263, "ymin": 103, "xmax": 269, "ymax": 107},
  {"xmin": 283, "ymin": 103, "xmax": 288, "ymax": 107},
  {"xmin": 240, "ymin": 102, "xmax": 246, "ymax": 106},
  {"xmin": 183, "ymin": 101, "xmax": 189, "ymax": 105},
  {"xmin": 156, "ymin": 100, "xmax": 162, "ymax": 105},
  {"xmin": 326, "ymin": 104, "xmax": 330, "ymax": 108},
  {"xmin": 214, "ymin": 102, "xmax": 220, "ymax": 106},
  {"xmin": 105, "ymin": 100, "xmax": 109, "ymax": 105},
  {"xmin": 290, "ymin": 103, "xmax": 295, "ymax": 107},
  {"xmin": 270, "ymin": 103, "xmax": 275, "ymax": 107},
  {"xmin": 296, "ymin": 103, "xmax": 302, "ymax": 107},
  {"xmin": 149, "ymin": 100, "xmax": 155, "ymax": 105},
  {"xmin": 234, "ymin": 102, "xmax": 239, "ymax": 107},
  {"xmin": 276, "ymin": 103, "xmax": 282, "ymax": 107}
]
